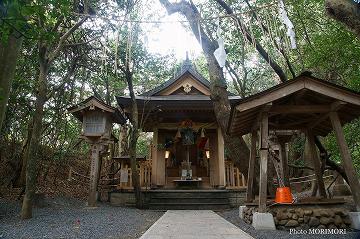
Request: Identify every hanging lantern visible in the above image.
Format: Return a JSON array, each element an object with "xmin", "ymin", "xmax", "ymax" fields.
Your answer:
[
  {"xmin": 205, "ymin": 150, "xmax": 210, "ymax": 159},
  {"xmin": 165, "ymin": 150, "xmax": 170, "ymax": 159}
]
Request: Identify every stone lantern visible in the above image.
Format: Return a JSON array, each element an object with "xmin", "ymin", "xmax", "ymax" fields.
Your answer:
[{"xmin": 68, "ymin": 96, "xmax": 125, "ymax": 206}]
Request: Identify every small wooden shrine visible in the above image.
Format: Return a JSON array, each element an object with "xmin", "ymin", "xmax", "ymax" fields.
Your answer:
[{"xmin": 116, "ymin": 57, "xmax": 245, "ymax": 190}]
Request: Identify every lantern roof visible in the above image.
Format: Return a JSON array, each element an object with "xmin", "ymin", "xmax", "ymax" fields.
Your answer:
[{"xmin": 67, "ymin": 96, "xmax": 126, "ymax": 124}]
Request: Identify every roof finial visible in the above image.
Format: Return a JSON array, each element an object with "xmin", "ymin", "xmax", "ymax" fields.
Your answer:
[{"xmin": 186, "ymin": 51, "xmax": 189, "ymax": 61}]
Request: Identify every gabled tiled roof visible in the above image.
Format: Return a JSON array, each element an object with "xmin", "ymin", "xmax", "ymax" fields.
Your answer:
[{"xmin": 141, "ymin": 58, "xmax": 210, "ymax": 96}]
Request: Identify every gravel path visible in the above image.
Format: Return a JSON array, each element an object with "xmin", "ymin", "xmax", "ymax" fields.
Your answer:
[
  {"xmin": 218, "ymin": 208, "xmax": 360, "ymax": 239},
  {"xmin": 0, "ymin": 197, "xmax": 164, "ymax": 239}
]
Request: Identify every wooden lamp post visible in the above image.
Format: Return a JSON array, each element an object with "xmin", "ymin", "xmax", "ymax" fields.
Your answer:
[{"xmin": 68, "ymin": 96, "xmax": 125, "ymax": 207}]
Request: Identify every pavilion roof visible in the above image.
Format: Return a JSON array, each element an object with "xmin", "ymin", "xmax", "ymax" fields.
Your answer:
[{"xmin": 228, "ymin": 73, "xmax": 360, "ymax": 137}]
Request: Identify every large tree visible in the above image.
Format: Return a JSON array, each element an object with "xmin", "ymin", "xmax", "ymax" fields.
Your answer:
[
  {"xmin": 325, "ymin": 0, "xmax": 360, "ymax": 39},
  {"xmin": 159, "ymin": 0, "xmax": 251, "ymax": 175},
  {"xmin": 0, "ymin": 1, "xmax": 24, "ymax": 132}
]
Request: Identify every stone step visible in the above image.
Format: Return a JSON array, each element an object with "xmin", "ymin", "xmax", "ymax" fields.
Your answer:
[
  {"xmin": 146, "ymin": 190, "xmax": 230, "ymax": 210},
  {"xmin": 148, "ymin": 202, "xmax": 230, "ymax": 210},
  {"xmin": 149, "ymin": 197, "xmax": 229, "ymax": 204}
]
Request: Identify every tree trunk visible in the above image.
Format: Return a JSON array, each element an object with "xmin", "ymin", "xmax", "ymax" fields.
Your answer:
[
  {"xmin": 159, "ymin": 0, "xmax": 250, "ymax": 176},
  {"xmin": 21, "ymin": 59, "xmax": 48, "ymax": 219},
  {"xmin": 125, "ymin": 70, "xmax": 142, "ymax": 208},
  {"xmin": 325, "ymin": 0, "xmax": 360, "ymax": 39},
  {"xmin": 0, "ymin": 34, "xmax": 23, "ymax": 132}
]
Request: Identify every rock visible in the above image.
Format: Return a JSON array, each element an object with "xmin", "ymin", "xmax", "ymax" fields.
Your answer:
[
  {"xmin": 289, "ymin": 209, "xmax": 295, "ymax": 213},
  {"xmin": 319, "ymin": 209, "xmax": 329, "ymax": 217},
  {"xmin": 334, "ymin": 208, "xmax": 344, "ymax": 215},
  {"xmin": 313, "ymin": 209, "xmax": 321, "ymax": 217},
  {"xmin": 328, "ymin": 224, "xmax": 337, "ymax": 229},
  {"xmin": 296, "ymin": 209, "xmax": 305, "ymax": 217},
  {"xmin": 320, "ymin": 217, "xmax": 333, "ymax": 225},
  {"xmin": 304, "ymin": 210, "xmax": 313, "ymax": 216},
  {"xmin": 309, "ymin": 217, "xmax": 320, "ymax": 227},
  {"xmin": 343, "ymin": 216, "xmax": 352, "ymax": 225},
  {"xmin": 317, "ymin": 225, "xmax": 326, "ymax": 229},
  {"xmin": 287, "ymin": 213, "xmax": 292, "ymax": 219},
  {"xmin": 278, "ymin": 220, "xmax": 288, "ymax": 225},
  {"xmin": 292, "ymin": 214, "xmax": 298, "ymax": 220},
  {"xmin": 276, "ymin": 211, "xmax": 288, "ymax": 220},
  {"xmin": 304, "ymin": 216, "xmax": 310, "ymax": 223},
  {"xmin": 328, "ymin": 210, "xmax": 335, "ymax": 217},
  {"xmin": 298, "ymin": 218, "xmax": 304, "ymax": 223},
  {"xmin": 334, "ymin": 215, "xmax": 343, "ymax": 226},
  {"xmin": 285, "ymin": 220, "xmax": 299, "ymax": 227},
  {"xmin": 274, "ymin": 218, "xmax": 278, "ymax": 224}
]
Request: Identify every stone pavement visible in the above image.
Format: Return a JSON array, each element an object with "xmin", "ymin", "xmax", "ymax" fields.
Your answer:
[{"xmin": 139, "ymin": 210, "xmax": 254, "ymax": 239}]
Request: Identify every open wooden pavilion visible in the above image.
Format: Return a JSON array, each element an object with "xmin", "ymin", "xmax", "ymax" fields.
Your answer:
[{"xmin": 228, "ymin": 72, "xmax": 360, "ymax": 213}]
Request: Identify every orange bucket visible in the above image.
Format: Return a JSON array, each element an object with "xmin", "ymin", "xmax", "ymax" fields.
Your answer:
[{"xmin": 275, "ymin": 187, "xmax": 293, "ymax": 204}]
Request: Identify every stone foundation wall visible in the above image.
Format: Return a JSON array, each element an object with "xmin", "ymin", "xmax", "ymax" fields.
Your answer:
[{"xmin": 242, "ymin": 206, "xmax": 353, "ymax": 230}]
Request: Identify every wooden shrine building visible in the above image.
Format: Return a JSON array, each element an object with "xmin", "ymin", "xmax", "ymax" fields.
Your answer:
[
  {"xmin": 228, "ymin": 72, "xmax": 360, "ymax": 229},
  {"xmin": 116, "ymin": 57, "xmax": 245, "ymax": 190}
]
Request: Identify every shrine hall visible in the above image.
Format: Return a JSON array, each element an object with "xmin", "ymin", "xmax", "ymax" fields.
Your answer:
[{"xmin": 116, "ymin": 57, "xmax": 245, "ymax": 191}]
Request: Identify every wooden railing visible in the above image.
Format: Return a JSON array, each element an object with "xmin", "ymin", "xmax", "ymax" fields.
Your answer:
[
  {"xmin": 225, "ymin": 161, "xmax": 247, "ymax": 188},
  {"xmin": 117, "ymin": 160, "xmax": 152, "ymax": 189}
]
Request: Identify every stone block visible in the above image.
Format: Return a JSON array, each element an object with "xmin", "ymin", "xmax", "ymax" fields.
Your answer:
[
  {"xmin": 348, "ymin": 211, "xmax": 360, "ymax": 230},
  {"xmin": 309, "ymin": 217, "xmax": 320, "ymax": 227},
  {"xmin": 239, "ymin": 206, "xmax": 246, "ymax": 219},
  {"xmin": 252, "ymin": 212, "xmax": 276, "ymax": 230}
]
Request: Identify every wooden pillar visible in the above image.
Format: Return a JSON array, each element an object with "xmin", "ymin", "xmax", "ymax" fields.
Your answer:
[
  {"xmin": 217, "ymin": 127, "xmax": 226, "ymax": 187},
  {"xmin": 330, "ymin": 111, "xmax": 360, "ymax": 211},
  {"xmin": 246, "ymin": 130, "xmax": 257, "ymax": 202},
  {"xmin": 88, "ymin": 144, "xmax": 101, "ymax": 207},
  {"xmin": 151, "ymin": 128, "xmax": 158, "ymax": 187},
  {"xmin": 259, "ymin": 112, "xmax": 269, "ymax": 213},
  {"xmin": 156, "ymin": 131, "xmax": 165, "ymax": 186},
  {"xmin": 306, "ymin": 130, "xmax": 327, "ymax": 198},
  {"xmin": 279, "ymin": 141, "xmax": 290, "ymax": 187}
]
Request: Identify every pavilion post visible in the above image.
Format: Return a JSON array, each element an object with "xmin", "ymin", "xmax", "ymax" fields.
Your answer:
[
  {"xmin": 259, "ymin": 112, "xmax": 269, "ymax": 213},
  {"xmin": 329, "ymin": 111, "xmax": 360, "ymax": 211},
  {"xmin": 246, "ymin": 130, "xmax": 257, "ymax": 202},
  {"xmin": 279, "ymin": 140, "xmax": 290, "ymax": 187},
  {"xmin": 88, "ymin": 144, "xmax": 101, "ymax": 207},
  {"xmin": 306, "ymin": 130, "xmax": 327, "ymax": 198}
]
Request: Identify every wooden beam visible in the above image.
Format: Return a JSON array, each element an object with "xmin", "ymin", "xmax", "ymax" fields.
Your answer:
[
  {"xmin": 251, "ymin": 103, "xmax": 272, "ymax": 131},
  {"xmin": 236, "ymin": 80, "xmax": 304, "ymax": 112},
  {"xmin": 246, "ymin": 130, "xmax": 257, "ymax": 202},
  {"xmin": 270, "ymin": 105, "xmax": 331, "ymax": 114},
  {"xmin": 307, "ymin": 101, "xmax": 346, "ymax": 129},
  {"xmin": 259, "ymin": 111, "xmax": 269, "ymax": 213},
  {"xmin": 306, "ymin": 130, "xmax": 327, "ymax": 198},
  {"xmin": 329, "ymin": 111, "xmax": 360, "ymax": 211}
]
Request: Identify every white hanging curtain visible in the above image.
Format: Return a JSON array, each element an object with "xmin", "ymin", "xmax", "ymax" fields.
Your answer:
[
  {"xmin": 213, "ymin": 15, "xmax": 227, "ymax": 68},
  {"xmin": 278, "ymin": 0, "xmax": 297, "ymax": 49}
]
